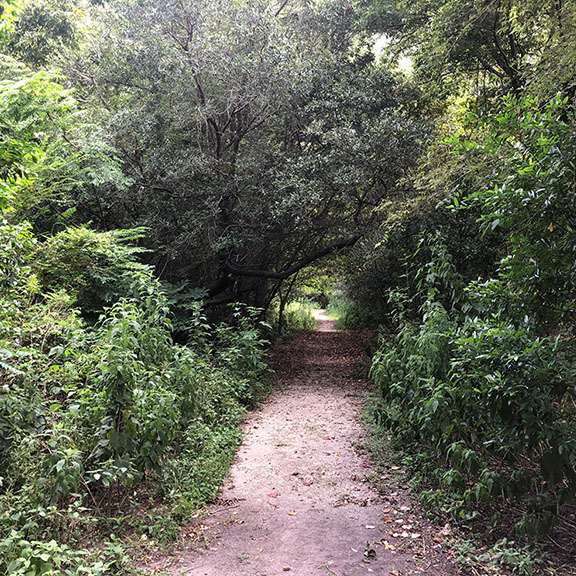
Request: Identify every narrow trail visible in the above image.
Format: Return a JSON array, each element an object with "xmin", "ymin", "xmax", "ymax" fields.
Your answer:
[{"xmin": 150, "ymin": 314, "xmax": 455, "ymax": 576}]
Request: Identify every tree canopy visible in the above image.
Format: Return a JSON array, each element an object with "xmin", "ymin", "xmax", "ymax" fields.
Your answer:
[
  {"xmin": 366, "ymin": 0, "xmax": 576, "ymax": 100},
  {"xmin": 56, "ymin": 0, "xmax": 422, "ymax": 309}
]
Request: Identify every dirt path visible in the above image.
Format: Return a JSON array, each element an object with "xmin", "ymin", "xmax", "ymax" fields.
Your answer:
[{"xmin": 149, "ymin": 314, "xmax": 456, "ymax": 576}]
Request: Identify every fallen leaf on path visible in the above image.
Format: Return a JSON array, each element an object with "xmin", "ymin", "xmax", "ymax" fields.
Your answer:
[
  {"xmin": 287, "ymin": 510, "xmax": 297, "ymax": 516},
  {"xmin": 303, "ymin": 481, "xmax": 313, "ymax": 486},
  {"xmin": 282, "ymin": 568, "xmax": 291, "ymax": 572},
  {"xmin": 440, "ymin": 523, "xmax": 452, "ymax": 536},
  {"xmin": 267, "ymin": 492, "xmax": 278, "ymax": 498}
]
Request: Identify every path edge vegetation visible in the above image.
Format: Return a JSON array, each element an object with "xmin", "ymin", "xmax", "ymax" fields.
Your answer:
[{"xmin": 0, "ymin": 215, "xmax": 273, "ymax": 574}]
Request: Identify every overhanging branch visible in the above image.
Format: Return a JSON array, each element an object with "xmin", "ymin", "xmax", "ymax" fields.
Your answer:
[{"xmin": 224, "ymin": 234, "xmax": 362, "ymax": 280}]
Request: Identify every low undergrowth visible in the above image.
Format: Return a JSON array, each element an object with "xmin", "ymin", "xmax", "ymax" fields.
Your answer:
[
  {"xmin": 0, "ymin": 222, "xmax": 270, "ymax": 574},
  {"xmin": 325, "ymin": 294, "xmax": 380, "ymax": 330},
  {"xmin": 368, "ymin": 243, "xmax": 576, "ymax": 574},
  {"xmin": 269, "ymin": 299, "xmax": 317, "ymax": 337},
  {"xmin": 363, "ymin": 422, "xmax": 555, "ymax": 576}
]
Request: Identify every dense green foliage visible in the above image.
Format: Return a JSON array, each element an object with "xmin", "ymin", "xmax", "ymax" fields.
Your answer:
[
  {"xmin": 52, "ymin": 0, "xmax": 421, "ymax": 310},
  {"xmin": 353, "ymin": 0, "xmax": 576, "ymax": 557},
  {"xmin": 34, "ymin": 227, "xmax": 150, "ymax": 318},
  {"xmin": 0, "ymin": 44, "xmax": 269, "ymax": 573},
  {"xmin": 371, "ymin": 244, "xmax": 576, "ymax": 535},
  {"xmin": 464, "ymin": 96, "xmax": 576, "ymax": 326},
  {"xmin": 3, "ymin": 0, "xmax": 576, "ymax": 571},
  {"xmin": 0, "ymin": 211, "xmax": 270, "ymax": 573},
  {"xmin": 365, "ymin": 0, "xmax": 576, "ymax": 100}
]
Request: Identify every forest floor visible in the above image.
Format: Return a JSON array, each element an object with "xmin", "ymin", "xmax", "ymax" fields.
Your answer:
[{"xmin": 142, "ymin": 313, "xmax": 457, "ymax": 576}]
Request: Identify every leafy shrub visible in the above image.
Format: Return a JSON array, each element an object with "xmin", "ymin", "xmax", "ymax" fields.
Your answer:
[
  {"xmin": 284, "ymin": 300, "xmax": 317, "ymax": 332},
  {"xmin": 212, "ymin": 305, "xmax": 271, "ymax": 405},
  {"xmin": 459, "ymin": 95, "xmax": 576, "ymax": 327},
  {"xmin": 33, "ymin": 227, "xmax": 151, "ymax": 319},
  {"xmin": 370, "ymin": 244, "xmax": 576, "ymax": 535},
  {"xmin": 0, "ymin": 214, "xmax": 272, "ymax": 569},
  {"xmin": 0, "ymin": 60, "xmax": 272, "ymax": 571},
  {"xmin": 326, "ymin": 293, "xmax": 379, "ymax": 329},
  {"xmin": 271, "ymin": 299, "xmax": 317, "ymax": 336}
]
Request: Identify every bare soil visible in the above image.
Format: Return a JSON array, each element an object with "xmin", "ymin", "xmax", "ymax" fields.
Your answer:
[{"xmin": 144, "ymin": 313, "xmax": 457, "ymax": 576}]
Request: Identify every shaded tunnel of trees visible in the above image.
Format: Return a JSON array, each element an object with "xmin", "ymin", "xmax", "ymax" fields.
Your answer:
[{"xmin": 1, "ymin": 0, "xmax": 576, "ymax": 573}]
